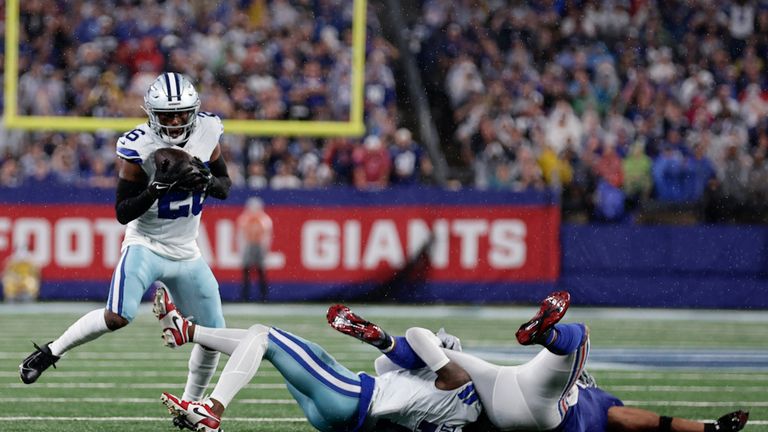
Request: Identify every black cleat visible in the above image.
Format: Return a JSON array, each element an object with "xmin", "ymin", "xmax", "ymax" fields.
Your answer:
[
  {"xmin": 172, "ymin": 415, "xmax": 197, "ymax": 431},
  {"xmin": 714, "ymin": 410, "xmax": 749, "ymax": 431},
  {"xmin": 19, "ymin": 341, "xmax": 60, "ymax": 384}
]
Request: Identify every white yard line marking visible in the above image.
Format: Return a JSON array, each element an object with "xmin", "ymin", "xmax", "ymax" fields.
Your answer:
[
  {"xmin": 0, "ymin": 416, "xmax": 307, "ymax": 422},
  {"xmin": 3, "ymin": 382, "xmax": 287, "ymax": 389},
  {"xmin": 607, "ymin": 385, "xmax": 766, "ymax": 392},
  {"xmin": 596, "ymin": 372, "xmax": 768, "ymax": 381},
  {"xmin": 623, "ymin": 400, "xmax": 768, "ymax": 407},
  {"xmin": 0, "ymin": 397, "xmax": 295, "ymax": 404},
  {"xmin": 0, "ymin": 370, "xmax": 281, "ymax": 378}
]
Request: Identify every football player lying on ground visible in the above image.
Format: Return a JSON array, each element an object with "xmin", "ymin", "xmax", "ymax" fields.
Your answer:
[
  {"xmin": 152, "ymin": 285, "xmax": 481, "ymax": 432},
  {"xmin": 327, "ymin": 291, "xmax": 749, "ymax": 432}
]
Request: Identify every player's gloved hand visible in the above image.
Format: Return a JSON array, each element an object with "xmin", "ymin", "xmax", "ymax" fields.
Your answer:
[
  {"xmin": 710, "ymin": 410, "xmax": 749, "ymax": 432},
  {"xmin": 436, "ymin": 328, "xmax": 462, "ymax": 351},
  {"xmin": 147, "ymin": 180, "xmax": 175, "ymax": 199},
  {"xmin": 176, "ymin": 157, "xmax": 212, "ymax": 192},
  {"xmin": 149, "ymin": 158, "xmax": 189, "ymax": 198}
]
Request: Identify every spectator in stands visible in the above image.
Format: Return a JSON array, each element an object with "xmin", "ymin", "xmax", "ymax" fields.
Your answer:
[
  {"xmin": 269, "ymin": 160, "xmax": 302, "ymax": 190},
  {"xmin": 537, "ymin": 143, "xmax": 572, "ymax": 190},
  {"xmin": 514, "ymin": 146, "xmax": 546, "ymax": 193},
  {"xmin": 86, "ymin": 157, "xmax": 116, "ymax": 189},
  {"xmin": 686, "ymin": 143, "xmax": 717, "ymax": 202},
  {"xmin": 389, "ymin": 128, "xmax": 427, "ymax": 187},
  {"xmin": 487, "ymin": 158, "xmax": 516, "ymax": 191},
  {"xmin": 246, "ymin": 161, "xmax": 268, "ymax": 190},
  {"xmin": 622, "ymin": 142, "xmax": 653, "ymax": 207},
  {"xmin": 593, "ymin": 143, "xmax": 624, "ymax": 190},
  {"xmin": 710, "ymin": 143, "xmax": 751, "ymax": 221},
  {"xmin": 545, "ymin": 100, "xmax": 583, "ymax": 155},
  {"xmin": 0, "ymin": 159, "xmax": 22, "ymax": 188},
  {"xmin": 746, "ymin": 149, "xmax": 768, "ymax": 221},
  {"xmin": 324, "ymin": 137, "xmax": 356, "ymax": 186},
  {"xmin": 652, "ymin": 145, "xmax": 688, "ymax": 202},
  {"xmin": 354, "ymin": 135, "xmax": 391, "ymax": 190}
]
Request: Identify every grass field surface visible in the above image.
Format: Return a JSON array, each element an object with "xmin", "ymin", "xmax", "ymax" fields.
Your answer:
[{"xmin": 1, "ymin": 302, "xmax": 766, "ymax": 431}]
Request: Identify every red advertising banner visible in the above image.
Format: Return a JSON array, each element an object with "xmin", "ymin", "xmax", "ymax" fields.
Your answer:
[{"xmin": 0, "ymin": 203, "xmax": 559, "ymax": 284}]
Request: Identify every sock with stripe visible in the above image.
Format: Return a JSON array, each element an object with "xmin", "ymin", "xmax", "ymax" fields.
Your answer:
[
  {"xmin": 383, "ymin": 336, "xmax": 427, "ymax": 369},
  {"xmin": 49, "ymin": 309, "xmax": 111, "ymax": 356},
  {"xmin": 542, "ymin": 323, "xmax": 586, "ymax": 355}
]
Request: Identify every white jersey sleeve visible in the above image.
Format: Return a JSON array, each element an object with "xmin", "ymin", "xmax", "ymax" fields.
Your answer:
[
  {"xmin": 370, "ymin": 368, "xmax": 481, "ymax": 431},
  {"xmin": 116, "ymin": 114, "xmax": 224, "ymax": 260},
  {"xmin": 116, "ymin": 124, "xmax": 155, "ymax": 167}
]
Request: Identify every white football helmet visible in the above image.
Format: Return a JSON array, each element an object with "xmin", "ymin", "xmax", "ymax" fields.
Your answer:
[{"xmin": 143, "ymin": 72, "xmax": 201, "ymax": 145}]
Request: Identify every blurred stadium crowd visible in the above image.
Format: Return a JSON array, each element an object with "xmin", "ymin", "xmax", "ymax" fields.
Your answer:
[
  {"xmin": 410, "ymin": 0, "xmax": 768, "ymax": 223},
  {"xmin": 2, "ymin": 0, "xmax": 768, "ymax": 223}
]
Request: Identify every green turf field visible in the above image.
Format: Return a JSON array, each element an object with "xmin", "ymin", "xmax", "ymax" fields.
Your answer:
[{"xmin": 1, "ymin": 302, "xmax": 766, "ymax": 431}]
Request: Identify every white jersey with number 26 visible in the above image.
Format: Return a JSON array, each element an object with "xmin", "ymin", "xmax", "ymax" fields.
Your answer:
[{"xmin": 115, "ymin": 113, "xmax": 223, "ymax": 261}]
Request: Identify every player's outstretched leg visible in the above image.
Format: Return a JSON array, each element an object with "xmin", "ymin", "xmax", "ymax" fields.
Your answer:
[
  {"xmin": 327, "ymin": 304, "xmax": 393, "ymax": 350},
  {"xmin": 153, "ymin": 285, "xmax": 191, "ymax": 348},
  {"xmin": 161, "ymin": 392, "xmax": 222, "ymax": 432},
  {"xmin": 19, "ymin": 342, "xmax": 60, "ymax": 384}
]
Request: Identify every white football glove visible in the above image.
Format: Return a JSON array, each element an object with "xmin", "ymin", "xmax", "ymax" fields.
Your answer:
[{"xmin": 436, "ymin": 328, "xmax": 462, "ymax": 351}]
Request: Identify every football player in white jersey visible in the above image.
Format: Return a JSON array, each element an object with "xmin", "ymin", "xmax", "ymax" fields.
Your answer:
[
  {"xmin": 19, "ymin": 72, "xmax": 232, "ymax": 407},
  {"xmin": 328, "ymin": 292, "xmax": 749, "ymax": 432},
  {"xmin": 152, "ymin": 285, "xmax": 481, "ymax": 432}
]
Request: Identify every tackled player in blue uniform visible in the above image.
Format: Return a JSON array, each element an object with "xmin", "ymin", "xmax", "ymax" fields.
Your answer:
[
  {"xmin": 328, "ymin": 292, "xmax": 749, "ymax": 432},
  {"xmin": 19, "ymin": 73, "xmax": 232, "ymax": 409}
]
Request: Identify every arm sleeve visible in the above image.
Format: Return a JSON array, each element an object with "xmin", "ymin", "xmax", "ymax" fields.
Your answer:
[
  {"xmin": 115, "ymin": 178, "xmax": 156, "ymax": 225},
  {"xmin": 405, "ymin": 327, "xmax": 450, "ymax": 372},
  {"xmin": 206, "ymin": 156, "xmax": 231, "ymax": 200}
]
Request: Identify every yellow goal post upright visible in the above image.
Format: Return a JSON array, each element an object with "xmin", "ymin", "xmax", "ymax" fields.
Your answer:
[{"xmin": 4, "ymin": 0, "xmax": 367, "ymax": 137}]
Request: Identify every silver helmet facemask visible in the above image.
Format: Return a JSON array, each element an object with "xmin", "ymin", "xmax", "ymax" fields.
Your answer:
[{"xmin": 143, "ymin": 72, "xmax": 201, "ymax": 145}]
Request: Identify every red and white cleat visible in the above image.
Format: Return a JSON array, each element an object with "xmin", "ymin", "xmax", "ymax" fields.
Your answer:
[
  {"xmin": 515, "ymin": 291, "xmax": 571, "ymax": 345},
  {"xmin": 161, "ymin": 392, "xmax": 221, "ymax": 432},
  {"xmin": 152, "ymin": 283, "xmax": 191, "ymax": 348},
  {"xmin": 327, "ymin": 304, "xmax": 386, "ymax": 345}
]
